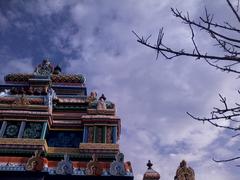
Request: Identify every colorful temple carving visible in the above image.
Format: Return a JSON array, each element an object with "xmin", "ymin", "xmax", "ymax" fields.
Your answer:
[
  {"xmin": 174, "ymin": 160, "xmax": 195, "ymax": 180},
  {"xmin": 143, "ymin": 160, "xmax": 160, "ymax": 180},
  {"xmin": 142, "ymin": 160, "xmax": 195, "ymax": 180},
  {"xmin": 0, "ymin": 59, "xmax": 133, "ymax": 180}
]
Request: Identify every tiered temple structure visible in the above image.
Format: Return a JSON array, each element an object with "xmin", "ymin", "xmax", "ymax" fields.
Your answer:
[{"xmin": 0, "ymin": 60, "xmax": 133, "ymax": 180}]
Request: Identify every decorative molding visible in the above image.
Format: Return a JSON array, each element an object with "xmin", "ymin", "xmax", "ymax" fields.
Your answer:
[
  {"xmin": 47, "ymin": 127, "xmax": 83, "ymax": 131},
  {"xmin": 0, "ymin": 118, "xmax": 48, "ymax": 123},
  {"xmin": 0, "ymin": 104, "xmax": 48, "ymax": 109},
  {"xmin": 0, "ymin": 97, "xmax": 44, "ymax": 105},
  {"xmin": 51, "ymin": 120, "xmax": 82, "ymax": 125},
  {"xmin": 56, "ymin": 154, "xmax": 73, "ymax": 175},
  {"xmin": 47, "ymin": 147, "xmax": 80, "ymax": 154},
  {"xmin": 13, "ymin": 96, "xmax": 30, "ymax": 105},
  {"xmin": 84, "ymin": 124, "xmax": 117, "ymax": 127},
  {"xmin": 0, "ymin": 110, "xmax": 50, "ymax": 116},
  {"xmin": 57, "ymin": 98, "xmax": 85, "ymax": 103},
  {"xmin": 25, "ymin": 150, "xmax": 44, "ymax": 171},
  {"xmin": 0, "ymin": 138, "xmax": 46, "ymax": 146},
  {"xmin": 51, "ymin": 74, "xmax": 85, "ymax": 84},
  {"xmin": 82, "ymin": 115, "xmax": 119, "ymax": 120},
  {"xmin": 87, "ymin": 109, "xmax": 115, "ymax": 115},
  {"xmin": 86, "ymin": 154, "xmax": 102, "ymax": 176},
  {"xmin": 79, "ymin": 143, "xmax": 119, "ymax": 150}
]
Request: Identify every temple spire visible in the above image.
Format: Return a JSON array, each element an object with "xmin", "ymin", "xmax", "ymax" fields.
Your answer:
[{"xmin": 143, "ymin": 160, "xmax": 160, "ymax": 180}]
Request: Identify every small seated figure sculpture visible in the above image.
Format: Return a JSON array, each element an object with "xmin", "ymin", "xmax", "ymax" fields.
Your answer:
[
  {"xmin": 124, "ymin": 161, "xmax": 133, "ymax": 176},
  {"xmin": 87, "ymin": 91, "xmax": 97, "ymax": 102},
  {"xmin": 110, "ymin": 153, "xmax": 126, "ymax": 176},
  {"xmin": 97, "ymin": 94, "xmax": 107, "ymax": 110}
]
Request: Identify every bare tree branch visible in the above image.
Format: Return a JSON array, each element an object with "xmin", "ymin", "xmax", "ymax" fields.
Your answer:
[
  {"xmin": 226, "ymin": 0, "xmax": 240, "ymax": 23},
  {"xmin": 134, "ymin": 0, "xmax": 240, "ymax": 165},
  {"xmin": 200, "ymin": 17, "xmax": 240, "ymax": 33},
  {"xmin": 213, "ymin": 156, "xmax": 240, "ymax": 163},
  {"xmin": 132, "ymin": 30, "xmax": 240, "ymax": 62},
  {"xmin": 205, "ymin": 60, "xmax": 240, "ymax": 74},
  {"xmin": 171, "ymin": 8, "xmax": 240, "ymax": 43}
]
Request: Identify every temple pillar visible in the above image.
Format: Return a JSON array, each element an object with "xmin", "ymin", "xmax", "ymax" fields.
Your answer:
[
  {"xmin": 83, "ymin": 126, "xmax": 88, "ymax": 143},
  {"xmin": 112, "ymin": 126, "xmax": 117, "ymax": 143},
  {"xmin": 0, "ymin": 121, "xmax": 7, "ymax": 137},
  {"xmin": 18, "ymin": 121, "xmax": 26, "ymax": 138},
  {"xmin": 103, "ymin": 126, "xmax": 107, "ymax": 143},
  {"xmin": 93, "ymin": 126, "xmax": 97, "ymax": 143},
  {"xmin": 41, "ymin": 122, "xmax": 48, "ymax": 139}
]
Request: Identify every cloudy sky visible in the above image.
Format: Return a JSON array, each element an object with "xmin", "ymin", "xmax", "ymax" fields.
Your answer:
[{"xmin": 0, "ymin": 0, "xmax": 240, "ymax": 179}]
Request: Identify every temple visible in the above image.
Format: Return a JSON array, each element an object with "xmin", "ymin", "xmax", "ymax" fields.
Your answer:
[
  {"xmin": 142, "ymin": 160, "xmax": 195, "ymax": 180},
  {"xmin": 0, "ymin": 59, "xmax": 133, "ymax": 180}
]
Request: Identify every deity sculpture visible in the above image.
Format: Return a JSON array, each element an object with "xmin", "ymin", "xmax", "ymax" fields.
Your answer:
[
  {"xmin": 174, "ymin": 160, "xmax": 195, "ymax": 180},
  {"xmin": 56, "ymin": 154, "xmax": 73, "ymax": 175},
  {"xmin": 110, "ymin": 153, "xmax": 126, "ymax": 176},
  {"xmin": 97, "ymin": 94, "xmax": 107, "ymax": 110},
  {"xmin": 87, "ymin": 91, "xmax": 97, "ymax": 102},
  {"xmin": 34, "ymin": 59, "xmax": 53, "ymax": 76}
]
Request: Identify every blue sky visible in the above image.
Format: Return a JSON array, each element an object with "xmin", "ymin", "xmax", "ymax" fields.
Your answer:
[{"xmin": 0, "ymin": 0, "xmax": 240, "ymax": 179}]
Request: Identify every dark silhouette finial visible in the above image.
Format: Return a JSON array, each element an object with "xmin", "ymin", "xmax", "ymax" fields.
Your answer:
[
  {"xmin": 147, "ymin": 160, "xmax": 153, "ymax": 169},
  {"xmin": 99, "ymin": 94, "xmax": 106, "ymax": 101}
]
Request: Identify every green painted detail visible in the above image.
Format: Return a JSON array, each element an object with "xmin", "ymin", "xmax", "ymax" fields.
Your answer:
[
  {"xmin": 23, "ymin": 122, "xmax": 43, "ymax": 139},
  {"xmin": 6, "ymin": 125, "xmax": 18, "ymax": 136},
  {"xmin": 88, "ymin": 100, "xmax": 114, "ymax": 109},
  {"xmin": 3, "ymin": 122, "xmax": 21, "ymax": 138},
  {"xmin": 93, "ymin": 126, "xmax": 97, "ymax": 143},
  {"xmin": 0, "ymin": 149, "xmax": 117, "ymax": 161},
  {"xmin": 0, "ymin": 148, "xmax": 37, "ymax": 155},
  {"xmin": 103, "ymin": 126, "xmax": 107, "ymax": 143},
  {"xmin": 53, "ymin": 106, "xmax": 87, "ymax": 110},
  {"xmin": 41, "ymin": 122, "xmax": 48, "ymax": 139}
]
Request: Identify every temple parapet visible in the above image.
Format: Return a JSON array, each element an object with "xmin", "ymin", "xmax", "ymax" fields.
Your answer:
[{"xmin": 5, "ymin": 59, "xmax": 85, "ymax": 86}]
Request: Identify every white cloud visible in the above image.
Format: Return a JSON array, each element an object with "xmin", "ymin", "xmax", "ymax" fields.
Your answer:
[
  {"xmin": 25, "ymin": 0, "xmax": 71, "ymax": 16},
  {"xmin": 0, "ymin": 12, "xmax": 9, "ymax": 31},
  {"xmin": 64, "ymin": 1, "xmax": 239, "ymax": 178},
  {"xmin": 2, "ymin": 58, "xmax": 33, "ymax": 74}
]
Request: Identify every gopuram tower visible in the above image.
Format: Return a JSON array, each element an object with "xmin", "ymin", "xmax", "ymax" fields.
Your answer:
[{"xmin": 0, "ymin": 59, "xmax": 133, "ymax": 180}]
